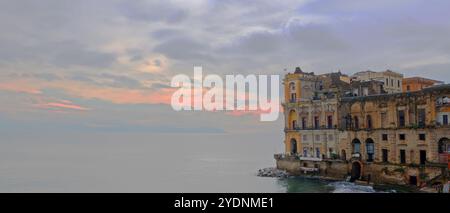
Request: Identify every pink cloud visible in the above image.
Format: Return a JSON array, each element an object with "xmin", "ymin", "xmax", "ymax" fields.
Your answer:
[{"xmin": 0, "ymin": 80, "xmax": 42, "ymax": 94}]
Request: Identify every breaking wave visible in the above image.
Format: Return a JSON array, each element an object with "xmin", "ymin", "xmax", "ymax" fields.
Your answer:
[{"xmin": 328, "ymin": 181, "xmax": 377, "ymax": 193}]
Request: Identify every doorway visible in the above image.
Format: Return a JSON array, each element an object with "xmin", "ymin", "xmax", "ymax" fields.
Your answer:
[{"xmin": 351, "ymin": 162, "xmax": 362, "ymax": 181}]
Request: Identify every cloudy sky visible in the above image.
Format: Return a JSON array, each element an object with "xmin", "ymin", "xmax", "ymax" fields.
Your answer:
[{"xmin": 1, "ymin": 0, "xmax": 450, "ymax": 136}]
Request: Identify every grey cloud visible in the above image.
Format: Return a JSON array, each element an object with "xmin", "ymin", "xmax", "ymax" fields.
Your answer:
[
  {"xmin": 153, "ymin": 37, "xmax": 213, "ymax": 61},
  {"xmin": 118, "ymin": 0, "xmax": 187, "ymax": 24}
]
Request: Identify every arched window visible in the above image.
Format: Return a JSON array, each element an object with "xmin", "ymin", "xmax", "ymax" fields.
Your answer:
[
  {"xmin": 366, "ymin": 139, "xmax": 375, "ymax": 162},
  {"xmin": 352, "ymin": 139, "xmax": 361, "ymax": 154}
]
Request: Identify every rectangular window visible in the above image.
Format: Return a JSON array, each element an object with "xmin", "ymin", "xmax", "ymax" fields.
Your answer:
[
  {"xmin": 419, "ymin": 134, "xmax": 426, "ymax": 141},
  {"xmin": 399, "ymin": 134, "xmax": 406, "ymax": 140},
  {"xmin": 443, "ymin": 115, "xmax": 448, "ymax": 125},
  {"xmin": 398, "ymin": 110, "xmax": 405, "ymax": 127},
  {"xmin": 382, "ymin": 134, "xmax": 388, "ymax": 141},
  {"xmin": 302, "ymin": 117, "xmax": 307, "ymax": 129},
  {"xmin": 418, "ymin": 109, "xmax": 426, "ymax": 127},
  {"xmin": 400, "ymin": 150, "xmax": 406, "ymax": 164},
  {"xmin": 314, "ymin": 116, "xmax": 319, "ymax": 129},
  {"xmin": 327, "ymin": 116, "xmax": 333, "ymax": 129},
  {"xmin": 290, "ymin": 93, "xmax": 296, "ymax": 103},
  {"xmin": 420, "ymin": 150, "xmax": 426, "ymax": 165},
  {"xmin": 382, "ymin": 149, "xmax": 388, "ymax": 163},
  {"xmin": 398, "ymin": 80, "xmax": 400, "ymax": 88},
  {"xmin": 391, "ymin": 79, "xmax": 394, "ymax": 87}
]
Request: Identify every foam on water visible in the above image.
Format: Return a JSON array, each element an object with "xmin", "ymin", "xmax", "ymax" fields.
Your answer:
[{"xmin": 329, "ymin": 181, "xmax": 377, "ymax": 193}]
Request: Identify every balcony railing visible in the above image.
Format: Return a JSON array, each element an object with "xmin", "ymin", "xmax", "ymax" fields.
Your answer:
[{"xmin": 351, "ymin": 153, "xmax": 361, "ymax": 160}]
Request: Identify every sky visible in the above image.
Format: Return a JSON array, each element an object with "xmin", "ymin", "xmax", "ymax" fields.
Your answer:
[{"xmin": 1, "ymin": 0, "xmax": 450, "ymax": 136}]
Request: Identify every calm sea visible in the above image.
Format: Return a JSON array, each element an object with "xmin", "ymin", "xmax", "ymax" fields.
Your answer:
[{"xmin": 0, "ymin": 132, "xmax": 399, "ymax": 193}]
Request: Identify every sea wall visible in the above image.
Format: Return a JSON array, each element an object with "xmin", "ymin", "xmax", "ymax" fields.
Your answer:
[{"xmin": 276, "ymin": 157, "xmax": 447, "ymax": 186}]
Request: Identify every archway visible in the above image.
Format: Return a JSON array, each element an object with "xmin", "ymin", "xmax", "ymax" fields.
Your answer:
[
  {"xmin": 351, "ymin": 161, "xmax": 362, "ymax": 181},
  {"xmin": 365, "ymin": 138, "xmax": 375, "ymax": 162},
  {"xmin": 290, "ymin": 138, "xmax": 297, "ymax": 155}
]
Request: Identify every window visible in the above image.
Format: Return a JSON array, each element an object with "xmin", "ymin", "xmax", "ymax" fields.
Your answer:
[
  {"xmin": 353, "ymin": 140, "xmax": 361, "ymax": 154},
  {"xmin": 354, "ymin": 116, "xmax": 359, "ymax": 129},
  {"xmin": 327, "ymin": 116, "xmax": 333, "ymax": 129},
  {"xmin": 303, "ymin": 135, "xmax": 308, "ymax": 141},
  {"xmin": 302, "ymin": 117, "xmax": 307, "ymax": 129},
  {"xmin": 420, "ymin": 150, "xmax": 426, "ymax": 165},
  {"xmin": 419, "ymin": 134, "xmax": 426, "ymax": 141},
  {"xmin": 443, "ymin": 115, "xmax": 448, "ymax": 125},
  {"xmin": 407, "ymin": 85, "xmax": 411, "ymax": 91},
  {"xmin": 398, "ymin": 80, "xmax": 400, "ymax": 88},
  {"xmin": 303, "ymin": 148, "xmax": 308, "ymax": 157},
  {"xmin": 328, "ymin": 135, "xmax": 333, "ymax": 141},
  {"xmin": 399, "ymin": 134, "xmax": 406, "ymax": 140},
  {"xmin": 366, "ymin": 141, "xmax": 374, "ymax": 162},
  {"xmin": 289, "ymin": 82, "xmax": 295, "ymax": 90},
  {"xmin": 382, "ymin": 149, "xmax": 388, "ymax": 163},
  {"xmin": 418, "ymin": 109, "xmax": 426, "ymax": 127},
  {"xmin": 366, "ymin": 115, "xmax": 373, "ymax": 129},
  {"xmin": 386, "ymin": 78, "xmax": 389, "ymax": 85},
  {"xmin": 314, "ymin": 116, "xmax": 319, "ymax": 129},
  {"xmin": 292, "ymin": 120, "xmax": 298, "ymax": 130},
  {"xmin": 398, "ymin": 110, "xmax": 405, "ymax": 127},
  {"xmin": 400, "ymin": 150, "xmax": 406, "ymax": 164},
  {"xmin": 290, "ymin": 93, "xmax": 296, "ymax": 103},
  {"xmin": 382, "ymin": 134, "xmax": 388, "ymax": 141},
  {"xmin": 391, "ymin": 79, "xmax": 394, "ymax": 87},
  {"xmin": 316, "ymin": 148, "xmax": 320, "ymax": 158},
  {"xmin": 315, "ymin": 135, "xmax": 320, "ymax": 141}
]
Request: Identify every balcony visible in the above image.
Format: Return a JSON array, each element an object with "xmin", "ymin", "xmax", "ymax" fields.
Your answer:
[
  {"xmin": 351, "ymin": 153, "xmax": 361, "ymax": 160},
  {"xmin": 299, "ymin": 156, "xmax": 322, "ymax": 162}
]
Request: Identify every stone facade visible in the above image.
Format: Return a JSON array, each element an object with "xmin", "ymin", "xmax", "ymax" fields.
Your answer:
[
  {"xmin": 351, "ymin": 70, "xmax": 403, "ymax": 94},
  {"xmin": 277, "ymin": 68, "xmax": 449, "ymax": 187}
]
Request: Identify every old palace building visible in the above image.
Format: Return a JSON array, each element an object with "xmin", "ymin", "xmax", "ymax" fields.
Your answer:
[{"xmin": 276, "ymin": 67, "xmax": 449, "ymax": 187}]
